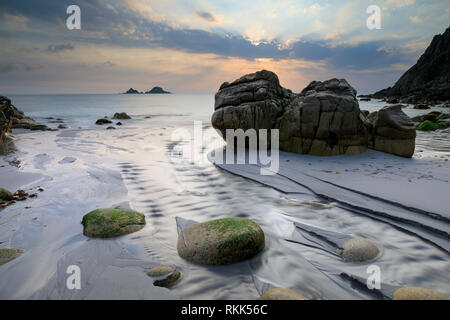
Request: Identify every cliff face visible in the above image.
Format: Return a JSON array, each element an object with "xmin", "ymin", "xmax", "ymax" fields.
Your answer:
[
  {"xmin": 0, "ymin": 97, "xmax": 15, "ymax": 145},
  {"xmin": 372, "ymin": 25, "xmax": 450, "ymax": 104}
]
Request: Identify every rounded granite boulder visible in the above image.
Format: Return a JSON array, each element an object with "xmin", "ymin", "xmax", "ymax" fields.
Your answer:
[
  {"xmin": 81, "ymin": 206, "xmax": 145, "ymax": 238},
  {"xmin": 260, "ymin": 288, "xmax": 308, "ymax": 300},
  {"xmin": 177, "ymin": 217, "xmax": 265, "ymax": 265},
  {"xmin": 146, "ymin": 266, "xmax": 181, "ymax": 288},
  {"xmin": 339, "ymin": 237, "xmax": 380, "ymax": 263},
  {"xmin": 393, "ymin": 287, "xmax": 450, "ymax": 300}
]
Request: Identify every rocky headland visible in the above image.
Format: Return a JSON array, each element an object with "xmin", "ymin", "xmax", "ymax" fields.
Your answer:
[
  {"xmin": 211, "ymin": 70, "xmax": 416, "ymax": 158},
  {"xmin": 363, "ymin": 25, "xmax": 450, "ymax": 107},
  {"xmin": 0, "ymin": 96, "xmax": 49, "ymax": 151}
]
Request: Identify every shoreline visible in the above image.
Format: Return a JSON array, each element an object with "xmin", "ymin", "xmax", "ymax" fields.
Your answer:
[{"xmin": 1, "ymin": 106, "xmax": 449, "ymax": 299}]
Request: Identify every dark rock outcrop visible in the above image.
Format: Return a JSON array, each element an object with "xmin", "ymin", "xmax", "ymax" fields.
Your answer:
[
  {"xmin": 370, "ymin": 25, "xmax": 450, "ymax": 105},
  {"xmin": 367, "ymin": 105, "xmax": 416, "ymax": 158},
  {"xmin": 278, "ymin": 78, "xmax": 367, "ymax": 156},
  {"xmin": 113, "ymin": 112, "xmax": 131, "ymax": 119},
  {"xmin": 0, "ymin": 97, "xmax": 14, "ymax": 145},
  {"xmin": 1, "ymin": 96, "xmax": 44, "ymax": 148},
  {"xmin": 124, "ymin": 88, "xmax": 141, "ymax": 94},
  {"xmin": 212, "ymin": 70, "xmax": 293, "ymax": 140},
  {"xmin": 145, "ymin": 86, "xmax": 171, "ymax": 94},
  {"xmin": 211, "ymin": 70, "xmax": 417, "ymax": 157},
  {"xmin": 95, "ymin": 118, "xmax": 113, "ymax": 125}
]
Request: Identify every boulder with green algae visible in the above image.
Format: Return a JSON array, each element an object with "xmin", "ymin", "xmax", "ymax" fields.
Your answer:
[
  {"xmin": 260, "ymin": 288, "xmax": 308, "ymax": 300},
  {"xmin": 394, "ymin": 287, "xmax": 450, "ymax": 300},
  {"xmin": 0, "ymin": 248, "xmax": 24, "ymax": 266},
  {"xmin": 0, "ymin": 188, "xmax": 13, "ymax": 202},
  {"xmin": 338, "ymin": 237, "xmax": 380, "ymax": 263},
  {"xmin": 417, "ymin": 120, "xmax": 438, "ymax": 131},
  {"xmin": 81, "ymin": 206, "xmax": 145, "ymax": 238},
  {"xmin": 146, "ymin": 266, "xmax": 181, "ymax": 288},
  {"xmin": 177, "ymin": 217, "xmax": 265, "ymax": 265}
]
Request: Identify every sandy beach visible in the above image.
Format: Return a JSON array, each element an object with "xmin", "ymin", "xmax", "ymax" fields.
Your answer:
[{"xmin": 0, "ymin": 93, "xmax": 449, "ymax": 300}]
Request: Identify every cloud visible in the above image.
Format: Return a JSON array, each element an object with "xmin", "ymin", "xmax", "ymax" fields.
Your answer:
[
  {"xmin": 196, "ymin": 11, "xmax": 216, "ymax": 22},
  {"xmin": 46, "ymin": 44, "xmax": 75, "ymax": 53},
  {"xmin": 0, "ymin": 63, "xmax": 44, "ymax": 73},
  {"xmin": 0, "ymin": 63, "xmax": 21, "ymax": 73},
  {"xmin": 410, "ymin": 16, "xmax": 422, "ymax": 24}
]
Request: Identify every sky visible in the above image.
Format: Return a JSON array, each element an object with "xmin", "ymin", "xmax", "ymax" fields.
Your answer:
[{"xmin": 0, "ymin": 0, "xmax": 449, "ymax": 94}]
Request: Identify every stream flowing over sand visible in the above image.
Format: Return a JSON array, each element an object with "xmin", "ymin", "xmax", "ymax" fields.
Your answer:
[{"xmin": 0, "ymin": 94, "xmax": 449, "ymax": 299}]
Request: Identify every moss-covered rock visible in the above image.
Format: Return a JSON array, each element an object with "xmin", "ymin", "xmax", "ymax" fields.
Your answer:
[
  {"xmin": 177, "ymin": 217, "xmax": 265, "ymax": 265},
  {"xmin": 0, "ymin": 188, "xmax": 13, "ymax": 202},
  {"xmin": 0, "ymin": 248, "xmax": 24, "ymax": 266},
  {"xmin": 338, "ymin": 237, "xmax": 380, "ymax": 263},
  {"xmin": 146, "ymin": 266, "xmax": 181, "ymax": 288},
  {"xmin": 260, "ymin": 288, "xmax": 308, "ymax": 300},
  {"xmin": 437, "ymin": 113, "xmax": 450, "ymax": 121},
  {"xmin": 81, "ymin": 206, "xmax": 145, "ymax": 238},
  {"xmin": 393, "ymin": 287, "xmax": 450, "ymax": 300},
  {"xmin": 417, "ymin": 120, "xmax": 438, "ymax": 131},
  {"xmin": 437, "ymin": 121, "xmax": 450, "ymax": 129}
]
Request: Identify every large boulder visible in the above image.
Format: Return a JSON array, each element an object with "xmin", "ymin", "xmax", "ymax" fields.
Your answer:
[
  {"xmin": 177, "ymin": 217, "xmax": 265, "ymax": 265},
  {"xmin": 211, "ymin": 70, "xmax": 293, "ymax": 139},
  {"xmin": 211, "ymin": 70, "xmax": 417, "ymax": 158},
  {"xmin": 278, "ymin": 78, "xmax": 367, "ymax": 155},
  {"xmin": 81, "ymin": 206, "xmax": 145, "ymax": 238},
  {"xmin": 367, "ymin": 105, "xmax": 416, "ymax": 158}
]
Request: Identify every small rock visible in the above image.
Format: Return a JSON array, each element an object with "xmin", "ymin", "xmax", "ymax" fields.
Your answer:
[
  {"xmin": 146, "ymin": 266, "xmax": 181, "ymax": 288},
  {"xmin": 30, "ymin": 124, "xmax": 48, "ymax": 131},
  {"xmin": 177, "ymin": 217, "xmax": 265, "ymax": 265},
  {"xmin": 113, "ymin": 112, "xmax": 131, "ymax": 119},
  {"xmin": 338, "ymin": 237, "xmax": 380, "ymax": 262},
  {"xmin": 116, "ymin": 122, "xmax": 122, "ymax": 126},
  {"xmin": 58, "ymin": 124, "xmax": 68, "ymax": 129},
  {"xmin": 414, "ymin": 104, "xmax": 430, "ymax": 110},
  {"xmin": 106, "ymin": 126, "xmax": 116, "ymax": 130},
  {"xmin": 260, "ymin": 288, "xmax": 308, "ymax": 300},
  {"xmin": 393, "ymin": 287, "xmax": 450, "ymax": 300},
  {"xmin": 81, "ymin": 206, "xmax": 145, "ymax": 238},
  {"xmin": 95, "ymin": 118, "xmax": 112, "ymax": 125},
  {"xmin": 0, "ymin": 248, "xmax": 24, "ymax": 266},
  {"xmin": 0, "ymin": 188, "xmax": 13, "ymax": 201}
]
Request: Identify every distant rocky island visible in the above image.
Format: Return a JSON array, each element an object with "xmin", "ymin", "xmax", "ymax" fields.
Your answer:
[
  {"xmin": 362, "ymin": 25, "xmax": 450, "ymax": 106},
  {"xmin": 124, "ymin": 86, "xmax": 171, "ymax": 94}
]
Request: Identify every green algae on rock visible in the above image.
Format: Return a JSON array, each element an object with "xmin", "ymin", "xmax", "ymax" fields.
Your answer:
[
  {"xmin": 339, "ymin": 237, "xmax": 380, "ymax": 263},
  {"xmin": 146, "ymin": 266, "xmax": 181, "ymax": 288},
  {"xmin": 81, "ymin": 206, "xmax": 145, "ymax": 238},
  {"xmin": 0, "ymin": 248, "xmax": 24, "ymax": 266},
  {"xmin": 393, "ymin": 287, "xmax": 450, "ymax": 300},
  {"xmin": 0, "ymin": 188, "xmax": 13, "ymax": 202},
  {"xmin": 177, "ymin": 217, "xmax": 265, "ymax": 265},
  {"xmin": 417, "ymin": 120, "xmax": 439, "ymax": 131},
  {"xmin": 260, "ymin": 288, "xmax": 308, "ymax": 300}
]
